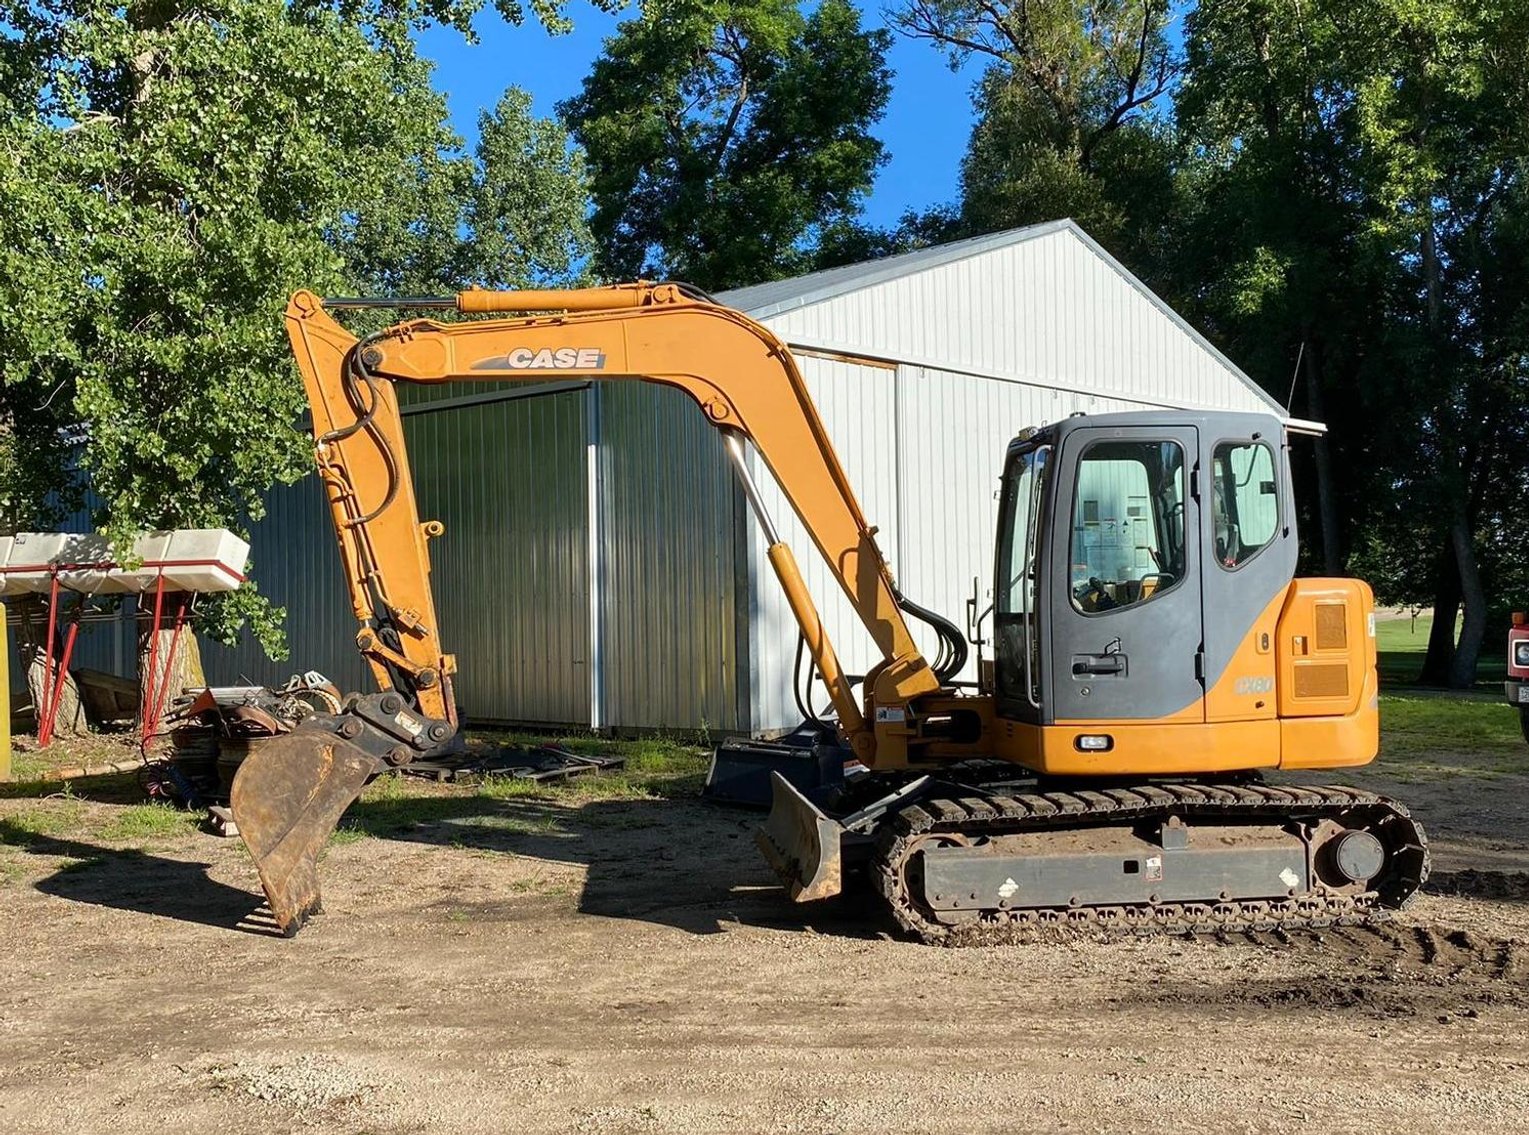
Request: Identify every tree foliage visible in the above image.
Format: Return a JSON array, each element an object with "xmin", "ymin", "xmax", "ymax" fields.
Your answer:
[
  {"xmin": 1171, "ymin": 0, "xmax": 1529, "ymax": 685},
  {"xmin": 0, "ymin": 0, "xmax": 592, "ymax": 656},
  {"xmin": 895, "ymin": 0, "xmax": 1179, "ymax": 251},
  {"xmin": 560, "ymin": 0, "xmax": 893, "ymax": 290}
]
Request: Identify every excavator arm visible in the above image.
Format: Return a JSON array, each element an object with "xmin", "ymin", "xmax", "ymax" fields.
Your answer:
[{"xmin": 233, "ymin": 283, "xmax": 948, "ymax": 933}]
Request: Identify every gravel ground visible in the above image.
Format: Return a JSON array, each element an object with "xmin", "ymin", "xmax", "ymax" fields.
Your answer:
[{"xmin": 2, "ymin": 757, "xmax": 1529, "ymax": 1134}]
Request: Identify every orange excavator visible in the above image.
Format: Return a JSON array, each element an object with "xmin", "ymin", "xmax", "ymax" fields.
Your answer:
[{"xmin": 232, "ymin": 283, "xmax": 1428, "ymax": 940}]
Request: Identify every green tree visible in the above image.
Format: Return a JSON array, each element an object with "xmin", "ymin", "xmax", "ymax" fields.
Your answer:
[
  {"xmin": 1174, "ymin": 0, "xmax": 1529, "ymax": 687},
  {"xmin": 560, "ymin": 0, "xmax": 893, "ymax": 290},
  {"xmin": 0, "ymin": 0, "xmax": 592, "ymax": 660},
  {"xmin": 895, "ymin": 0, "xmax": 1180, "ymax": 252}
]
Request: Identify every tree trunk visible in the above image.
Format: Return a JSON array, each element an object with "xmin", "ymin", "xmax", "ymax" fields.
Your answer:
[
  {"xmin": 1419, "ymin": 537, "xmax": 1459, "ymax": 686},
  {"xmin": 1447, "ymin": 517, "xmax": 1487, "ymax": 689},
  {"xmin": 24, "ymin": 648, "xmax": 86, "ymax": 740},
  {"xmin": 137, "ymin": 594, "xmax": 206, "ymax": 745},
  {"xmin": 14, "ymin": 595, "xmax": 88, "ymax": 741}
]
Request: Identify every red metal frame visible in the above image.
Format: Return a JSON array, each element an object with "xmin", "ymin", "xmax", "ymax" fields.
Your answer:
[
  {"xmin": 20, "ymin": 561, "xmax": 219, "ymax": 747},
  {"xmin": 139, "ymin": 577, "xmax": 194, "ymax": 745}
]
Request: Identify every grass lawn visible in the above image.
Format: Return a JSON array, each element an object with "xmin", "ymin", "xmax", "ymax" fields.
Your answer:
[
  {"xmin": 1376, "ymin": 693, "xmax": 1529, "ymax": 781},
  {"xmin": 1376, "ymin": 612, "xmax": 1507, "ymax": 689}
]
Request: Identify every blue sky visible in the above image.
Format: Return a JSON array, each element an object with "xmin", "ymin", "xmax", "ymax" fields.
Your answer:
[{"xmin": 414, "ymin": 5, "xmax": 981, "ymax": 229}]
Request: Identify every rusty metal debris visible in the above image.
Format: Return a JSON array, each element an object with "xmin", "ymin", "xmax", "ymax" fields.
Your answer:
[{"xmin": 141, "ymin": 671, "xmax": 346, "ymax": 809}]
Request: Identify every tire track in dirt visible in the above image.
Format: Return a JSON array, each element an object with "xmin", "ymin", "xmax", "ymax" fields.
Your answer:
[{"xmin": 1123, "ymin": 918, "xmax": 1529, "ymax": 1018}]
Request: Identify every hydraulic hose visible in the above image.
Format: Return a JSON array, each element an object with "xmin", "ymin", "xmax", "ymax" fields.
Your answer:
[{"xmin": 894, "ymin": 590, "xmax": 969, "ymax": 684}]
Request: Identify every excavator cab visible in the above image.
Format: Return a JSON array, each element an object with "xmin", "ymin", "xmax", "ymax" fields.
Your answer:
[
  {"xmin": 991, "ymin": 411, "xmax": 1300, "ymax": 770},
  {"xmin": 991, "ymin": 413, "xmax": 1394, "ymax": 776}
]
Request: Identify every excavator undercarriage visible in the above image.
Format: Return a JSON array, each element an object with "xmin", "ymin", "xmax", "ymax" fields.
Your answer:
[{"xmin": 761, "ymin": 767, "xmax": 1429, "ymax": 943}]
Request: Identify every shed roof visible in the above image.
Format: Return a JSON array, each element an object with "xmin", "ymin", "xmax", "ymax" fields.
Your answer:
[
  {"xmin": 718, "ymin": 219, "xmax": 1075, "ymax": 319},
  {"xmin": 717, "ymin": 218, "xmax": 1297, "ymax": 424}
]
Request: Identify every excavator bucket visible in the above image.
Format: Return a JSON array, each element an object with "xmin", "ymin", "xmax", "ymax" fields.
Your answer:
[
  {"xmin": 230, "ymin": 728, "xmax": 380, "ymax": 935},
  {"xmin": 756, "ymin": 772, "xmax": 844, "ymax": 902}
]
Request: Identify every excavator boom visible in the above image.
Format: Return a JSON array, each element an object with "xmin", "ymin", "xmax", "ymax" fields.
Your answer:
[{"xmin": 237, "ymin": 284, "xmax": 947, "ymax": 932}]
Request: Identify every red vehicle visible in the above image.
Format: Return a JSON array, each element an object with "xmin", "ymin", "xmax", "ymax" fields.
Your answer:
[{"xmin": 1509, "ymin": 612, "xmax": 1529, "ymax": 742}]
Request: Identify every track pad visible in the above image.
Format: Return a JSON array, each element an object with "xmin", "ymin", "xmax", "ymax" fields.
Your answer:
[{"xmin": 230, "ymin": 727, "xmax": 380, "ymax": 935}]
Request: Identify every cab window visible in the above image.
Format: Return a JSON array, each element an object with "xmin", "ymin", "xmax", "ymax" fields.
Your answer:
[
  {"xmin": 1069, "ymin": 440, "xmax": 1186, "ymax": 614},
  {"xmin": 1212, "ymin": 441, "xmax": 1278, "ymax": 569}
]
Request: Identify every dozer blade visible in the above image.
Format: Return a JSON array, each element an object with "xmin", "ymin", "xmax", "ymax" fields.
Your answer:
[
  {"xmin": 230, "ymin": 729, "xmax": 380, "ymax": 936},
  {"xmin": 756, "ymin": 772, "xmax": 844, "ymax": 902}
]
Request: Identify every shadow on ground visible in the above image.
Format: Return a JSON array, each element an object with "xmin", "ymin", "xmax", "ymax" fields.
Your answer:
[
  {"xmin": 0, "ymin": 818, "xmax": 282, "ymax": 935},
  {"xmin": 342, "ymin": 791, "xmax": 891, "ymax": 940},
  {"xmin": 0, "ymin": 789, "xmax": 888, "ymax": 941}
]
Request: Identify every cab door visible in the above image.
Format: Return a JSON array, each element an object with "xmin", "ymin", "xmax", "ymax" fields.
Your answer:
[{"xmin": 1044, "ymin": 425, "xmax": 1204, "ymax": 723}]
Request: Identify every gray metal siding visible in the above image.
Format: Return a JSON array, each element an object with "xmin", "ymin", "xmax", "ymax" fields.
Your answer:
[
  {"xmin": 203, "ymin": 388, "xmax": 591, "ymax": 726},
  {"xmin": 597, "ymin": 383, "xmax": 743, "ymax": 733},
  {"xmin": 406, "ymin": 390, "xmax": 590, "ymax": 725}
]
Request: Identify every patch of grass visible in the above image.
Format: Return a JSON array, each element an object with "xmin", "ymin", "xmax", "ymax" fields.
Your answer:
[
  {"xmin": 6, "ymin": 751, "xmax": 52, "ymax": 783},
  {"xmin": 449, "ymin": 813, "xmax": 562, "ymax": 836},
  {"xmin": 2, "ymin": 731, "xmax": 140, "ymax": 783},
  {"xmin": 476, "ymin": 775, "xmax": 551, "ymax": 801},
  {"xmin": 359, "ymin": 772, "xmax": 417, "ymax": 803},
  {"xmin": 1376, "ymin": 612, "xmax": 1508, "ymax": 688},
  {"xmin": 96, "ymin": 803, "xmax": 201, "ymax": 842},
  {"xmin": 1375, "ymin": 613, "xmax": 1435, "ymax": 655},
  {"xmin": 328, "ymin": 821, "xmax": 369, "ymax": 846},
  {"xmin": 0, "ymin": 797, "xmax": 89, "ymax": 839},
  {"xmin": 1378, "ymin": 694, "xmax": 1529, "ymax": 780},
  {"xmin": 345, "ymin": 785, "xmax": 484, "ymax": 837},
  {"xmin": 464, "ymin": 733, "xmax": 710, "ymax": 805},
  {"xmin": 54, "ymin": 855, "xmax": 104, "ymax": 875}
]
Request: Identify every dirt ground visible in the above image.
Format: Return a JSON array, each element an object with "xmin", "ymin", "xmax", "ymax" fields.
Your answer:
[{"xmin": 3, "ymin": 741, "xmax": 1529, "ymax": 1134}]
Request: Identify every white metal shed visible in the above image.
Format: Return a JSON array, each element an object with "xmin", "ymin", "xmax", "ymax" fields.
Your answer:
[{"xmin": 195, "ymin": 218, "xmax": 1292, "ymax": 736}]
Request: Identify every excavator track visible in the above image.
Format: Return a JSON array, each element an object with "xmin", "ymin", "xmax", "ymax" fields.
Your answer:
[{"xmin": 872, "ymin": 781, "xmax": 1430, "ymax": 944}]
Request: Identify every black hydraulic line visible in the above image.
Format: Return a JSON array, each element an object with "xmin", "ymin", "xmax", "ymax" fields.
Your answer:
[
  {"xmin": 894, "ymin": 590, "xmax": 969, "ymax": 684},
  {"xmin": 317, "ymin": 332, "xmax": 388, "ymax": 446},
  {"xmin": 671, "ymin": 281, "xmax": 720, "ymax": 305},
  {"xmin": 793, "ymin": 633, "xmax": 827, "ymax": 729}
]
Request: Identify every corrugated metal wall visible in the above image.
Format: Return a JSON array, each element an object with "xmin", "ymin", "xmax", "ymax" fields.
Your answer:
[
  {"xmin": 597, "ymin": 383, "xmax": 744, "ymax": 733},
  {"xmin": 406, "ymin": 388, "xmax": 590, "ymax": 725},
  {"xmin": 196, "ymin": 379, "xmax": 749, "ymax": 733},
  {"xmin": 760, "ymin": 226, "xmax": 1279, "ymax": 417},
  {"xmin": 202, "ymin": 386, "xmax": 592, "ymax": 726}
]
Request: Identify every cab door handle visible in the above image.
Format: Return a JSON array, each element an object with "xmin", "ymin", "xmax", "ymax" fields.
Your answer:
[{"xmin": 1073, "ymin": 654, "xmax": 1127, "ymax": 676}]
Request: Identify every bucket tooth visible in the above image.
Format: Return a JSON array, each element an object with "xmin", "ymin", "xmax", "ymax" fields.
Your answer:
[
  {"xmin": 756, "ymin": 772, "xmax": 844, "ymax": 902},
  {"xmin": 230, "ymin": 728, "xmax": 379, "ymax": 935}
]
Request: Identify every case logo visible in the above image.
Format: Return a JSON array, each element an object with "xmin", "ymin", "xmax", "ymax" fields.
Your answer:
[{"xmin": 471, "ymin": 347, "xmax": 606, "ymax": 370}]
